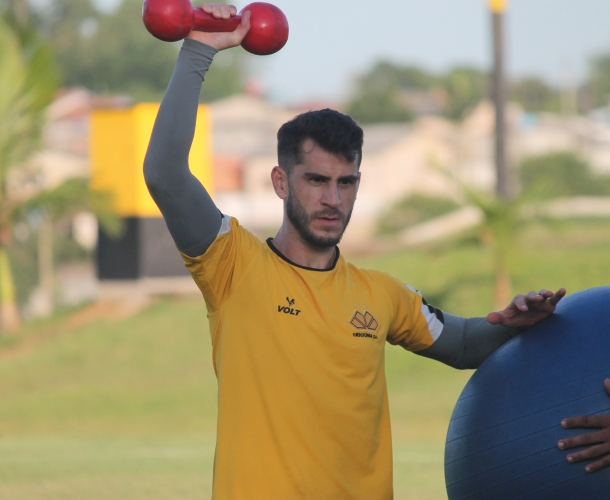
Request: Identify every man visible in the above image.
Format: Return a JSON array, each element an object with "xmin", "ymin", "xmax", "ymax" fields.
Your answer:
[{"xmin": 143, "ymin": 4, "xmax": 606, "ymax": 498}]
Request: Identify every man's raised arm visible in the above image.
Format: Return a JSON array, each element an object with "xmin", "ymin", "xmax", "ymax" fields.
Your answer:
[{"xmin": 143, "ymin": 4, "xmax": 250, "ymax": 257}]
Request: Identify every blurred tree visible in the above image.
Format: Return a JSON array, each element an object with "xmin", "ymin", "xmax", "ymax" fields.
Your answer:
[
  {"xmin": 37, "ymin": 0, "xmax": 246, "ymax": 101},
  {"xmin": 0, "ymin": 12, "xmax": 61, "ymax": 330},
  {"xmin": 0, "ymin": 11, "xmax": 118, "ymax": 329},
  {"xmin": 346, "ymin": 61, "xmax": 490, "ymax": 124},
  {"xmin": 362, "ymin": 62, "xmax": 437, "ymax": 91},
  {"xmin": 510, "ymin": 77, "xmax": 561, "ymax": 113},
  {"xmin": 346, "ymin": 61, "xmax": 435, "ymax": 124},
  {"xmin": 34, "ymin": 0, "xmax": 98, "ymax": 41},
  {"xmin": 346, "ymin": 88, "xmax": 415, "ymax": 125},
  {"xmin": 442, "ymin": 67, "xmax": 490, "ymax": 121}
]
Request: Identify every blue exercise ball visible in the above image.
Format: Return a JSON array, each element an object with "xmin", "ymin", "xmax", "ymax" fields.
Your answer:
[{"xmin": 445, "ymin": 286, "xmax": 610, "ymax": 500}]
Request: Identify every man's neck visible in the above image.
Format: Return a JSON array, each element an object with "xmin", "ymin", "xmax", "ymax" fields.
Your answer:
[{"xmin": 272, "ymin": 225, "xmax": 337, "ymax": 270}]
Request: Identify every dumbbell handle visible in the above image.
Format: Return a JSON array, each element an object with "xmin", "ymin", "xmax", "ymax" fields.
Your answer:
[{"xmin": 192, "ymin": 9, "xmax": 242, "ymax": 33}]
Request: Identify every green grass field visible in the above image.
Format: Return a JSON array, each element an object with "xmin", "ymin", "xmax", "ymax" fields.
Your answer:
[{"xmin": 2, "ymin": 219, "xmax": 610, "ymax": 499}]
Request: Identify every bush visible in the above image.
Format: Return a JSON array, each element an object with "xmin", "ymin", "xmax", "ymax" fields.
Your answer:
[{"xmin": 519, "ymin": 151, "xmax": 610, "ymax": 199}]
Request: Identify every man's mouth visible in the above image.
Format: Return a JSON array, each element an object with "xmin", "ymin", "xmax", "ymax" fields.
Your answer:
[
  {"xmin": 314, "ymin": 216, "xmax": 343, "ymax": 230},
  {"xmin": 313, "ymin": 210, "xmax": 343, "ymax": 221}
]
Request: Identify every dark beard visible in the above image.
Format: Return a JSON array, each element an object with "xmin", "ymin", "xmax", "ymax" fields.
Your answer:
[{"xmin": 285, "ymin": 192, "xmax": 352, "ymax": 249}]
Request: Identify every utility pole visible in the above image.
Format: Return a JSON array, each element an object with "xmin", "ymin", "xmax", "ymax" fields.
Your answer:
[{"xmin": 489, "ymin": 0, "xmax": 510, "ymax": 201}]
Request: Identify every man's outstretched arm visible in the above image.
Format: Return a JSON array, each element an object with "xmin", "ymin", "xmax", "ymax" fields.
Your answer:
[
  {"xmin": 143, "ymin": 4, "xmax": 250, "ymax": 257},
  {"xmin": 415, "ymin": 288, "xmax": 566, "ymax": 369},
  {"xmin": 414, "ymin": 314, "xmax": 518, "ymax": 369}
]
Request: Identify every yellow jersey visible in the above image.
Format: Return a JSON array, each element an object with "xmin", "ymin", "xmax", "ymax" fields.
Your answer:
[{"xmin": 182, "ymin": 217, "xmax": 442, "ymax": 500}]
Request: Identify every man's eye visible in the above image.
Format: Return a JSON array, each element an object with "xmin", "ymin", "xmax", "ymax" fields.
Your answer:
[{"xmin": 310, "ymin": 177, "xmax": 324, "ymax": 183}]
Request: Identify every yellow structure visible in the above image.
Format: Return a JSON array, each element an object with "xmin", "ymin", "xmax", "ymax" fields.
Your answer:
[{"xmin": 90, "ymin": 103, "xmax": 213, "ymax": 217}]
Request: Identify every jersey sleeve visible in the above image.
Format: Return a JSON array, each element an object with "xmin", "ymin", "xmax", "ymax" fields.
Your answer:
[
  {"xmin": 180, "ymin": 217, "xmax": 262, "ymax": 313},
  {"xmin": 384, "ymin": 276, "xmax": 445, "ymax": 352}
]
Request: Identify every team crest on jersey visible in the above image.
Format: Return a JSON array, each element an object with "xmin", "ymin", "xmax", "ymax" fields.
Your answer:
[{"xmin": 350, "ymin": 310, "xmax": 379, "ymax": 332}]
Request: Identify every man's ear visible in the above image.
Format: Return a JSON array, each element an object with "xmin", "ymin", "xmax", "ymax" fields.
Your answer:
[{"xmin": 271, "ymin": 166, "xmax": 289, "ymax": 200}]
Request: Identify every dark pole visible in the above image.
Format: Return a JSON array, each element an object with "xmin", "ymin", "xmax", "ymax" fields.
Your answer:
[{"xmin": 490, "ymin": 0, "xmax": 510, "ymax": 201}]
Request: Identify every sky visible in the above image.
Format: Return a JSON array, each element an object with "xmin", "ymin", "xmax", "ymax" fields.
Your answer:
[{"xmin": 101, "ymin": 0, "xmax": 610, "ymax": 105}]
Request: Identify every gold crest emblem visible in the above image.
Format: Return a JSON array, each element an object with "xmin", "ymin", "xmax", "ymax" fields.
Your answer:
[{"xmin": 349, "ymin": 311, "xmax": 379, "ymax": 331}]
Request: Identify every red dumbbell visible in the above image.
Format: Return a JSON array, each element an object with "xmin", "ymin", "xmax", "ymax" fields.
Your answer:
[{"xmin": 142, "ymin": 0, "xmax": 289, "ymax": 55}]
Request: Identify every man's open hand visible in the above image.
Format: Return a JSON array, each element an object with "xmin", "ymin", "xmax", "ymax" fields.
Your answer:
[
  {"xmin": 187, "ymin": 3, "xmax": 250, "ymax": 50},
  {"xmin": 486, "ymin": 288, "xmax": 566, "ymax": 329},
  {"xmin": 558, "ymin": 378, "xmax": 610, "ymax": 473}
]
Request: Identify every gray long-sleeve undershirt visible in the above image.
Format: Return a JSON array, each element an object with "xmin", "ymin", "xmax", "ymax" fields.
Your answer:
[
  {"xmin": 144, "ymin": 39, "xmax": 222, "ymax": 258},
  {"xmin": 415, "ymin": 314, "xmax": 519, "ymax": 369},
  {"xmin": 143, "ymin": 38, "xmax": 520, "ymax": 369}
]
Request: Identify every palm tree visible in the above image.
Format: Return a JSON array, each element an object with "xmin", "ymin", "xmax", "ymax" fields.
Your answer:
[
  {"xmin": 0, "ymin": 15, "xmax": 61, "ymax": 330},
  {"xmin": 14, "ymin": 178, "xmax": 120, "ymax": 318},
  {"xmin": 429, "ymin": 157, "xmax": 521, "ymax": 310},
  {"xmin": 461, "ymin": 189, "xmax": 520, "ymax": 309}
]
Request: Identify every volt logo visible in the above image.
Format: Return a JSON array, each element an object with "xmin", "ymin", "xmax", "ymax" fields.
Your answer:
[{"xmin": 278, "ymin": 297, "xmax": 301, "ymax": 316}]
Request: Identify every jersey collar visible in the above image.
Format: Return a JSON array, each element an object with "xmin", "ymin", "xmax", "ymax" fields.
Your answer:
[{"xmin": 266, "ymin": 238, "xmax": 340, "ymax": 272}]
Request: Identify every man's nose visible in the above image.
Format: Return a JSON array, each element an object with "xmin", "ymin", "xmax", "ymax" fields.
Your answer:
[{"xmin": 322, "ymin": 183, "xmax": 341, "ymax": 207}]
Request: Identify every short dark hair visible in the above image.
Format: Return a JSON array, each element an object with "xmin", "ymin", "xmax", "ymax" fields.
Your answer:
[{"xmin": 277, "ymin": 109, "xmax": 363, "ymax": 174}]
